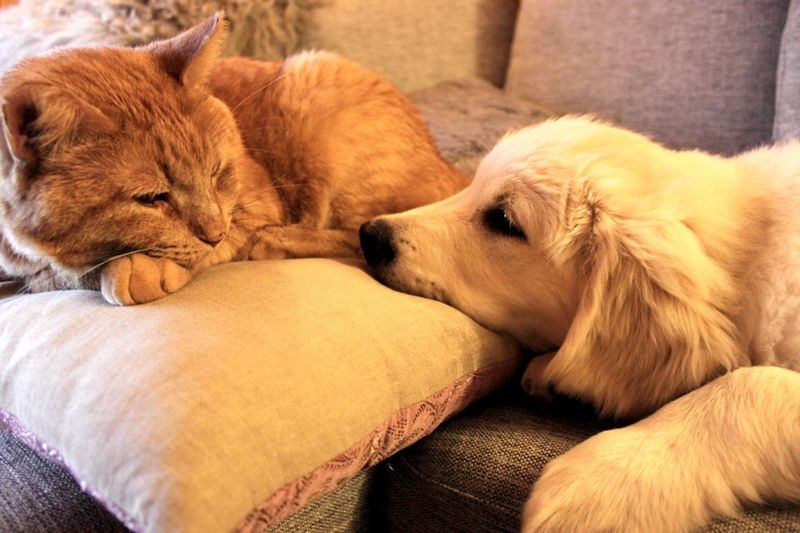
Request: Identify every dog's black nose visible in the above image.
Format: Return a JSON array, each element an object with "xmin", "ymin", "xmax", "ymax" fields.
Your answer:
[{"xmin": 360, "ymin": 219, "xmax": 396, "ymax": 268}]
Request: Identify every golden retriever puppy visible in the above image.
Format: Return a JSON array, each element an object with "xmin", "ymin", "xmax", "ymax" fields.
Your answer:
[{"xmin": 359, "ymin": 116, "xmax": 800, "ymax": 532}]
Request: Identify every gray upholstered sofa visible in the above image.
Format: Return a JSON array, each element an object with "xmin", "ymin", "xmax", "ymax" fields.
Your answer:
[{"xmin": 2, "ymin": 1, "xmax": 800, "ymax": 531}]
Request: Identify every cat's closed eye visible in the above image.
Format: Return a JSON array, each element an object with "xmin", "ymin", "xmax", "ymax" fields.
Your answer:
[
  {"xmin": 213, "ymin": 162, "xmax": 235, "ymax": 190},
  {"xmin": 135, "ymin": 192, "xmax": 169, "ymax": 207}
]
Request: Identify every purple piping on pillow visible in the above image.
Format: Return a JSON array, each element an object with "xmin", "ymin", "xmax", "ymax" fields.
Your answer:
[
  {"xmin": 236, "ymin": 357, "xmax": 521, "ymax": 531},
  {"xmin": 0, "ymin": 408, "xmax": 143, "ymax": 533}
]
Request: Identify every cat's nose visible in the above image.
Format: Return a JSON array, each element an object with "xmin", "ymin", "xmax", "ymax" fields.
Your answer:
[
  {"xmin": 360, "ymin": 219, "xmax": 396, "ymax": 269},
  {"xmin": 193, "ymin": 211, "xmax": 227, "ymax": 247},
  {"xmin": 199, "ymin": 230, "xmax": 226, "ymax": 246}
]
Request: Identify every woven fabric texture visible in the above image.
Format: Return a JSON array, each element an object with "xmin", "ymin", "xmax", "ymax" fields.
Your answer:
[
  {"xmin": 385, "ymin": 383, "xmax": 800, "ymax": 532},
  {"xmin": 0, "ymin": 426, "xmax": 126, "ymax": 533},
  {"xmin": 411, "ymin": 79, "xmax": 552, "ymax": 176},
  {"xmin": 507, "ymin": 0, "xmax": 789, "ymax": 155},
  {"xmin": 268, "ymin": 468, "xmax": 380, "ymax": 532}
]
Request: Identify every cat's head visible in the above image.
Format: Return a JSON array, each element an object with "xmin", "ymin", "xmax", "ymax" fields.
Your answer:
[{"xmin": 0, "ymin": 12, "xmax": 243, "ymax": 276}]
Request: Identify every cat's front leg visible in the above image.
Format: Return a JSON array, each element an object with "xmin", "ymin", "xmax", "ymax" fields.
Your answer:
[
  {"xmin": 100, "ymin": 254, "xmax": 192, "ymax": 305},
  {"xmin": 245, "ymin": 225, "xmax": 361, "ymax": 260}
]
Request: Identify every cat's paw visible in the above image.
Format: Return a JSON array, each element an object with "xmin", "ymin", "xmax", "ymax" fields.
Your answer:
[
  {"xmin": 521, "ymin": 352, "xmax": 556, "ymax": 401},
  {"xmin": 100, "ymin": 254, "xmax": 192, "ymax": 305}
]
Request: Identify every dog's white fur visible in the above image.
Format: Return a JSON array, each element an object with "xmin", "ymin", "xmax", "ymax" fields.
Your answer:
[{"xmin": 369, "ymin": 117, "xmax": 800, "ymax": 532}]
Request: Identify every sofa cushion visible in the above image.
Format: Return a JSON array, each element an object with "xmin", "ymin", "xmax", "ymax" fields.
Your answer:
[
  {"xmin": 385, "ymin": 383, "xmax": 800, "ymax": 531},
  {"xmin": 0, "ymin": 425, "xmax": 126, "ymax": 533},
  {"xmin": 306, "ymin": 0, "xmax": 519, "ymax": 91},
  {"xmin": 506, "ymin": 0, "xmax": 789, "ymax": 155},
  {"xmin": 775, "ymin": 0, "xmax": 800, "ymax": 141},
  {"xmin": 0, "ymin": 259, "xmax": 520, "ymax": 532}
]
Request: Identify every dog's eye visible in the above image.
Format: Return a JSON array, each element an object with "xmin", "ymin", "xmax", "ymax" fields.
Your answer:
[{"xmin": 483, "ymin": 207, "xmax": 526, "ymax": 240}]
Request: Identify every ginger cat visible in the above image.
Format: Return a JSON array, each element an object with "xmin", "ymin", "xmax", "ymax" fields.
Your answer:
[{"xmin": 0, "ymin": 12, "xmax": 466, "ymax": 304}]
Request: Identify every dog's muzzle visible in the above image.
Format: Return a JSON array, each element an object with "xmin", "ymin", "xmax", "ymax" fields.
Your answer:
[{"xmin": 359, "ymin": 219, "xmax": 396, "ymax": 269}]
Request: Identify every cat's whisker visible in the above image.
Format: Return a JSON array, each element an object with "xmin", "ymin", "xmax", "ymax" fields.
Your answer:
[
  {"xmin": 243, "ymin": 148, "xmax": 283, "ymax": 156},
  {"xmin": 31, "ymin": 70, "xmax": 95, "ymax": 109},
  {"xmin": 234, "ymin": 187, "xmax": 300, "ymax": 205},
  {"xmin": 244, "ymin": 182, "xmax": 306, "ymax": 195},
  {"xmin": 234, "ymin": 122, "xmax": 284, "ymax": 134},
  {"xmin": 230, "ymin": 217, "xmax": 280, "ymax": 225},
  {"xmin": 30, "ymin": 70, "xmax": 61, "ymax": 87},
  {"xmin": 229, "ymin": 73, "xmax": 288, "ymax": 113},
  {"xmin": 237, "ymin": 118, "xmax": 285, "ymax": 128},
  {"xmin": 78, "ymin": 247, "xmax": 159, "ymax": 279}
]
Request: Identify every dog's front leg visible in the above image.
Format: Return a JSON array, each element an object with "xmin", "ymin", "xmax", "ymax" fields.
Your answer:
[
  {"xmin": 521, "ymin": 366, "xmax": 800, "ymax": 533},
  {"xmin": 521, "ymin": 352, "xmax": 557, "ymax": 400}
]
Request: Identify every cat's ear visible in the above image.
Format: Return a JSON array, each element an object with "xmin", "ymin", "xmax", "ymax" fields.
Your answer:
[
  {"xmin": 1, "ymin": 85, "xmax": 39, "ymax": 167},
  {"xmin": 1, "ymin": 82, "xmax": 117, "ymax": 172},
  {"xmin": 148, "ymin": 11, "xmax": 228, "ymax": 88}
]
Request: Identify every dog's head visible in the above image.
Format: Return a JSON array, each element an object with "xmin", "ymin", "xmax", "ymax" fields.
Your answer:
[{"xmin": 361, "ymin": 117, "xmax": 743, "ymax": 418}]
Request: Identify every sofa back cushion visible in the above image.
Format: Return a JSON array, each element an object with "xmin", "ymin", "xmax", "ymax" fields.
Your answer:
[
  {"xmin": 775, "ymin": 0, "xmax": 800, "ymax": 141},
  {"xmin": 305, "ymin": 0, "xmax": 519, "ymax": 91},
  {"xmin": 506, "ymin": 0, "xmax": 790, "ymax": 155}
]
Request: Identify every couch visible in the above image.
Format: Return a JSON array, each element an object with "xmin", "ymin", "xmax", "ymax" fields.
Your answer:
[{"xmin": 1, "ymin": 1, "xmax": 800, "ymax": 531}]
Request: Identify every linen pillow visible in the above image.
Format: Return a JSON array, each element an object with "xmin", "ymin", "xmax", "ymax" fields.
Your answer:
[{"xmin": 0, "ymin": 259, "xmax": 520, "ymax": 532}]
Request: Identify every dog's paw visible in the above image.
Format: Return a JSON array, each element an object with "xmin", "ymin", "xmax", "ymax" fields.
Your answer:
[
  {"xmin": 100, "ymin": 254, "xmax": 192, "ymax": 305},
  {"xmin": 521, "ymin": 428, "xmax": 693, "ymax": 533},
  {"xmin": 521, "ymin": 352, "xmax": 556, "ymax": 400}
]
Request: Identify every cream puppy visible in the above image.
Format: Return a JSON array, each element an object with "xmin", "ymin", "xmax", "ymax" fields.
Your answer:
[{"xmin": 360, "ymin": 116, "xmax": 800, "ymax": 532}]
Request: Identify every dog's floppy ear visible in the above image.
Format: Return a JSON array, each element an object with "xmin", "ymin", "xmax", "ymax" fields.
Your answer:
[{"xmin": 546, "ymin": 175, "xmax": 740, "ymax": 419}]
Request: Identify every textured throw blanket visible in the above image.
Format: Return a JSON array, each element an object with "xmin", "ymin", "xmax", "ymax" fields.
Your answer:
[{"xmin": 0, "ymin": 0, "xmax": 324, "ymax": 74}]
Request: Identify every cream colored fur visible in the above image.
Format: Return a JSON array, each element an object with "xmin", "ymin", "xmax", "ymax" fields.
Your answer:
[{"xmin": 367, "ymin": 116, "xmax": 800, "ymax": 531}]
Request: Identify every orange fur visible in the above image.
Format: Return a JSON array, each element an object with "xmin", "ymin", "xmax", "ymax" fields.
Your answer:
[{"xmin": 0, "ymin": 13, "xmax": 466, "ymax": 304}]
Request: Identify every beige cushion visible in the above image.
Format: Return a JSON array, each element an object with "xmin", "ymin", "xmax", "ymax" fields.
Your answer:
[
  {"xmin": 305, "ymin": 0, "xmax": 519, "ymax": 91},
  {"xmin": 0, "ymin": 259, "xmax": 519, "ymax": 532}
]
